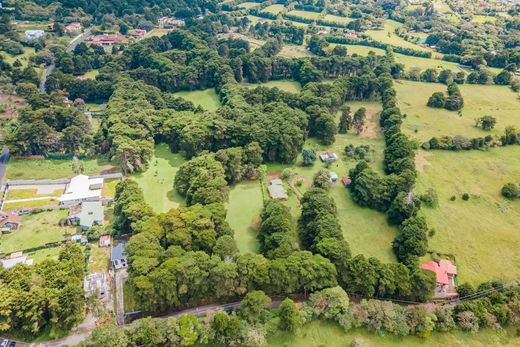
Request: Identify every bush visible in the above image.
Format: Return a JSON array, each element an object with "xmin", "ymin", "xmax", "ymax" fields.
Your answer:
[
  {"xmin": 461, "ymin": 193, "xmax": 470, "ymax": 201},
  {"xmin": 420, "ymin": 188, "xmax": 439, "ymax": 208},
  {"xmin": 501, "ymin": 182, "xmax": 520, "ymax": 200},
  {"xmin": 427, "ymin": 92, "xmax": 446, "ymax": 108}
]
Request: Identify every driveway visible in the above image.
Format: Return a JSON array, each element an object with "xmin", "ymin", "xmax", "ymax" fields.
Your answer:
[{"xmin": 0, "ymin": 146, "xmax": 10, "ymax": 187}]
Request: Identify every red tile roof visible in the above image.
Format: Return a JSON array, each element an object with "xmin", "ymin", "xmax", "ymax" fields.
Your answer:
[
  {"xmin": 0, "ymin": 211, "xmax": 22, "ymax": 228},
  {"xmin": 439, "ymin": 259, "xmax": 457, "ymax": 276},
  {"xmin": 421, "ymin": 260, "xmax": 449, "ymax": 285}
]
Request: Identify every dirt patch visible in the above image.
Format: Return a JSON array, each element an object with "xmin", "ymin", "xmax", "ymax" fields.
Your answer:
[
  {"xmin": 0, "ymin": 94, "xmax": 27, "ymax": 119},
  {"xmin": 360, "ymin": 108, "xmax": 378, "ymax": 139},
  {"xmin": 415, "ymin": 150, "xmax": 433, "ymax": 172}
]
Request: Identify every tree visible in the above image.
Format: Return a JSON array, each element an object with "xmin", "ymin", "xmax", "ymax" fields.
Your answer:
[
  {"xmin": 313, "ymin": 169, "xmax": 331, "ymax": 190},
  {"xmin": 307, "ymin": 35, "xmax": 329, "ymax": 56},
  {"xmin": 501, "ymin": 183, "xmax": 520, "ymax": 200},
  {"xmin": 314, "ymin": 113, "xmax": 337, "ymax": 145},
  {"xmin": 302, "ymin": 148, "xmax": 317, "ymax": 166},
  {"xmin": 387, "ymin": 192, "xmax": 421, "ymax": 225},
  {"xmin": 475, "ymin": 115, "xmax": 496, "ymax": 131},
  {"xmin": 278, "ymin": 298, "xmax": 303, "ymax": 332},
  {"xmin": 338, "ymin": 105, "xmax": 352, "ymax": 133},
  {"xmin": 239, "ymin": 290, "xmax": 271, "ymax": 324},
  {"xmin": 427, "ymin": 92, "xmax": 446, "ymax": 108},
  {"xmin": 353, "ymin": 107, "xmax": 366, "ymax": 134},
  {"xmin": 494, "ymin": 70, "xmax": 512, "ymax": 86},
  {"xmin": 410, "ymin": 269, "xmax": 436, "ymax": 302},
  {"xmin": 392, "ymin": 216, "xmax": 429, "ymax": 266}
]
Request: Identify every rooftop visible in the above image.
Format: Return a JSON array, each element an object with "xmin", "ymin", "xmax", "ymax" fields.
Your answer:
[
  {"xmin": 79, "ymin": 201, "xmax": 104, "ymax": 229},
  {"xmin": 59, "ymin": 175, "xmax": 103, "ymax": 203},
  {"xmin": 1, "ymin": 256, "xmax": 28, "ymax": 269}
]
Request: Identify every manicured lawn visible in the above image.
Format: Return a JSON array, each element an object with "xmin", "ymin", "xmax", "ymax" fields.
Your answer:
[
  {"xmin": 366, "ymin": 19, "xmax": 431, "ymax": 53},
  {"xmin": 6, "ymin": 188, "xmax": 63, "ymax": 200},
  {"xmin": 3, "ymin": 198, "xmax": 59, "ymax": 210},
  {"xmin": 268, "ymin": 320, "xmax": 520, "ymax": 347},
  {"xmin": 102, "ymin": 178, "xmax": 120, "ymax": 198},
  {"xmin": 88, "ymin": 244, "xmax": 110, "ymax": 273},
  {"xmin": 267, "ymin": 101, "xmax": 397, "ymax": 262},
  {"xmin": 5, "ymin": 157, "xmax": 116, "ymax": 180},
  {"xmin": 240, "ymin": 80, "xmax": 302, "ymax": 93},
  {"xmin": 395, "ymin": 80, "xmax": 520, "ymax": 143},
  {"xmin": 0, "ymin": 210, "xmax": 74, "ymax": 254},
  {"xmin": 132, "ymin": 143, "xmax": 186, "ymax": 213},
  {"xmin": 225, "ymin": 181, "xmax": 264, "ymax": 254},
  {"xmin": 173, "ymin": 88, "xmax": 221, "ymax": 111},
  {"xmin": 262, "ymin": 4, "xmax": 285, "ymax": 14},
  {"xmin": 416, "ymin": 146, "xmax": 520, "ymax": 285}
]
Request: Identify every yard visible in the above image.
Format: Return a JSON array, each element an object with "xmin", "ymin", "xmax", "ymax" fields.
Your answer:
[
  {"xmin": 0, "ymin": 210, "xmax": 73, "ymax": 254},
  {"xmin": 5, "ymin": 157, "xmax": 116, "ymax": 180},
  {"xmin": 366, "ymin": 19, "xmax": 432, "ymax": 53},
  {"xmin": 88, "ymin": 244, "xmax": 111, "ymax": 273},
  {"xmin": 416, "ymin": 146, "xmax": 520, "ymax": 284},
  {"xmin": 225, "ymin": 181, "xmax": 264, "ymax": 254},
  {"xmin": 268, "ymin": 320, "xmax": 520, "ymax": 347},
  {"xmin": 3, "ymin": 198, "xmax": 59, "ymax": 210},
  {"xmin": 395, "ymin": 80, "xmax": 520, "ymax": 143},
  {"xmin": 173, "ymin": 88, "xmax": 221, "ymax": 111},
  {"xmin": 132, "ymin": 143, "xmax": 186, "ymax": 213},
  {"xmin": 102, "ymin": 178, "xmax": 120, "ymax": 198},
  {"xmin": 6, "ymin": 187, "xmax": 63, "ymax": 200}
]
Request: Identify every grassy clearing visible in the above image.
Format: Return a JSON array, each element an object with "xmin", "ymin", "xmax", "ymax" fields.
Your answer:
[
  {"xmin": 5, "ymin": 157, "xmax": 115, "ymax": 180},
  {"xmin": 240, "ymin": 80, "xmax": 302, "ymax": 93},
  {"xmin": 225, "ymin": 181, "xmax": 263, "ymax": 254},
  {"xmin": 102, "ymin": 178, "xmax": 120, "ymax": 198},
  {"xmin": 416, "ymin": 146, "xmax": 520, "ymax": 285},
  {"xmin": 366, "ymin": 20, "xmax": 431, "ymax": 53},
  {"xmin": 268, "ymin": 320, "xmax": 520, "ymax": 347},
  {"xmin": 279, "ymin": 45, "xmax": 311, "ymax": 58},
  {"xmin": 286, "ymin": 10, "xmax": 353, "ymax": 26},
  {"xmin": 88, "ymin": 244, "xmax": 110, "ymax": 273},
  {"xmin": 238, "ymin": 2, "xmax": 260, "ymax": 9},
  {"xmin": 3, "ymin": 198, "xmax": 59, "ymax": 210},
  {"xmin": 83, "ymin": 69, "xmax": 99, "ymax": 79},
  {"xmin": 6, "ymin": 188, "xmax": 63, "ymax": 200},
  {"xmin": 132, "ymin": 143, "xmax": 186, "ymax": 213},
  {"xmin": 0, "ymin": 47, "xmax": 36, "ymax": 68},
  {"xmin": 173, "ymin": 88, "xmax": 221, "ymax": 111},
  {"xmin": 395, "ymin": 80, "xmax": 520, "ymax": 143},
  {"xmin": 0, "ymin": 210, "xmax": 72, "ymax": 254},
  {"xmin": 262, "ymin": 4, "xmax": 285, "ymax": 14},
  {"xmin": 472, "ymin": 15, "xmax": 497, "ymax": 23},
  {"xmin": 28, "ymin": 247, "xmax": 61, "ymax": 264},
  {"xmin": 267, "ymin": 101, "xmax": 396, "ymax": 262}
]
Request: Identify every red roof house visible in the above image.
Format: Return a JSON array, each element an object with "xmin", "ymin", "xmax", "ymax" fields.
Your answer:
[
  {"xmin": 421, "ymin": 261, "xmax": 449, "ymax": 285},
  {"xmin": 0, "ymin": 211, "xmax": 22, "ymax": 232},
  {"xmin": 341, "ymin": 176, "xmax": 351, "ymax": 187},
  {"xmin": 99, "ymin": 235, "xmax": 112, "ymax": 248}
]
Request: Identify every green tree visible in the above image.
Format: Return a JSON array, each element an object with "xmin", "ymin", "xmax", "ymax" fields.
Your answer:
[
  {"xmin": 278, "ymin": 298, "xmax": 303, "ymax": 332},
  {"xmin": 302, "ymin": 148, "xmax": 317, "ymax": 166},
  {"xmin": 239, "ymin": 290, "xmax": 271, "ymax": 324},
  {"xmin": 353, "ymin": 107, "xmax": 366, "ymax": 134},
  {"xmin": 338, "ymin": 105, "xmax": 352, "ymax": 133}
]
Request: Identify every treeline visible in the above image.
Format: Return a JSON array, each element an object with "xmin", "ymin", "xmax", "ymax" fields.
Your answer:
[
  {"xmin": 422, "ymin": 126, "xmax": 520, "ymax": 151},
  {"xmin": 248, "ymin": 22, "xmax": 305, "ymax": 45},
  {"xmin": 0, "ymin": 245, "xmax": 85, "ymax": 338}
]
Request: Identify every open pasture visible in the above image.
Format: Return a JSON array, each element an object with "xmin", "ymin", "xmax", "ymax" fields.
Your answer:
[{"xmin": 173, "ymin": 88, "xmax": 221, "ymax": 111}]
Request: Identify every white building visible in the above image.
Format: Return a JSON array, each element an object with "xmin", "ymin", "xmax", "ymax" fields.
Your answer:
[
  {"xmin": 59, "ymin": 175, "xmax": 104, "ymax": 206},
  {"xmin": 25, "ymin": 30, "xmax": 45, "ymax": 40}
]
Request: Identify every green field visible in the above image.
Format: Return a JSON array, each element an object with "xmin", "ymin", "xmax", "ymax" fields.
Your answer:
[
  {"xmin": 29, "ymin": 247, "xmax": 61, "ymax": 264},
  {"xmin": 266, "ymin": 101, "xmax": 396, "ymax": 262},
  {"xmin": 237, "ymin": 2, "xmax": 260, "ymax": 9},
  {"xmin": 240, "ymin": 80, "xmax": 302, "ymax": 93},
  {"xmin": 262, "ymin": 4, "xmax": 285, "ymax": 14},
  {"xmin": 268, "ymin": 320, "xmax": 520, "ymax": 347},
  {"xmin": 225, "ymin": 181, "xmax": 264, "ymax": 254},
  {"xmin": 6, "ymin": 188, "xmax": 63, "ymax": 200},
  {"xmin": 366, "ymin": 20, "xmax": 431, "ymax": 53},
  {"xmin": 472, "ymin": 15, "xmax": 497, "ymax": 23},
  {"xmin": 416, "ymin": 146, "xmax": 520, "ymax": 285},
  {"xmin": 286, "ymin": 10, "xmax": 353, "ymax": 26},
  {"xmin": 395, "ymin": 80, "xmax": 520, "ymax": 142},
  {"xmin": 3, "ymin": 198, "xmax": 59, "ymax": 210},
  {"xmin": 0, "ymin": 47, "xmax": 36, "ymax": 68},
  {"xmin": 0, "ymin": 210, "xmax": 72, "ymax": 254},
  {"xmin": 83, "ymin": 69, "xmax": 99, "ymax": 79},
  {"xmin": 5, "ymin": 157, "xmax": 115, "ymax": 180},
  {"xmin": 102, "ymin": 178, "xmax": 120, "ymax": 198},
  {"xmin": 173, "ymin": 88, "xmax": 221, "ymax": 111},
  {"xmin": 132, "ymin": 143, "xmax": 185, "ymax": 213},
  {"xmin": 279, "ymin": 45, "xmax": 311, "ymax": 58},
  {"xmin": 88, "ymin": 244, "xmax": 110, "ymax": 273}
]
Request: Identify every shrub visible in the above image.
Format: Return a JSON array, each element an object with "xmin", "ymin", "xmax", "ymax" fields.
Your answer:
[
  {"xmin": 420, "ymin": 188, "xmax": 439, "ymax": 208},
  {"xmin": 501, "ymin": 182, "xmax": 520, "ymax": 200},
  {"xmin": 461, "ymin": 193, "xmax": 470, "ymax": 201},
  {"xmin": 427, "ymin": 92, "xmax": 446, "ymax": 108}
]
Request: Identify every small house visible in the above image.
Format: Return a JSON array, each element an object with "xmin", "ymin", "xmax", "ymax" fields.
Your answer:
[
  {"xmin": 129, "ymin": 29, "xmax": 147, "ymax": 37},
  {"xmin": 1, "ymin": 255, "xmax": 28, "ymax": 269},
  {"xmin": 0, "ymin": 211, "xmax": 22, "ymax": 233},
  {"xmin": 421, "ymin": 259, "xmax": 458, "ymax": 298},
  {"xmin": 329, "ymin": 171, "xmax": 338, "ymax": 183},
  {"xmin": 25, "ymin": 30, "xmax": 45, "ymax": 40},
  {"xmin": 64, "ymin": 22, "xmax": 82, "ymax": 33},
  {"xmin": 78, "ymin": 201, "xmax": 104, "ymax": 230},
  {"xmin": 341, "ymin": 176, "xmax": 351, "ymax": 187},
  {"xmin": 268, "ymin": 179, "xmax": 288, "ymax": 201},
  {"xmin": 319, "ymin": 152, "xmax": 338, "ymax": 162},
  {"xmin": 99, "ymin": 235, "xmax": 111, "ymax": 248},
  {"xmin": 345, "ymin": 32, "xmax": 358, "ymax": 39},
  {"xmin": 111, "ymin": 242, "xmax": 128, "ymax": 270}
]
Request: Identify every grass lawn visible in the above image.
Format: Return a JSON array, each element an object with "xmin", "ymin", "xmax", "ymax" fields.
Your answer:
[
  {"xmin": 266, "ymin": 101, "xmax": 397, "ymax": 262},
  {"xmin": 268, "ymin": 320, "xmax": 520, "ymax": 347},
  {"xmin": 238, "ymin": 2, "xmax": 260, "ymax": 9},
  {"xmin": 286, "ymin": 10, "xmax": 353, "ymax": 26},
  {"xmin": 416, "ymin": 146, "xmax": 520, "ymax": 285},
  {"xmin": 0, "ymin": 47, "xmax": 36, "ymax": 68},
  {"xmin": 88, "ymin": 244, "xmax": 110, "ymax": 273},
  {"xmin": 102, "ymin": 178, "xmax": 120, "ymax": 198},
  {"xmin": 83, "ymin": 69, "xmax": 99, "ymax": 79},
  {"xmin": 366, "ymin": 19, "xmax": 431, "ymax": 53},
  {"xmin": 279, "ymin": 45, "xmax": 311, "ymax": 58},
  {"xmin": 29, "ymin": 247, "xmax": 61, "ymax": 264},
  {"xmin": 6, "ymin": 188, "xmax": 63, "ymax": 200},
  {"xmin": 225, "ymin": 181, "xmax": 263, "ymax": 254},
  {"xmin": 173, "ymin": 88, "xmax": 221, "ymax": 111},
  {"xmin": 132, "ymin": 143, "xmax": 186, "ymax": 213},
  {"xmin": 0, "ymin": 210, "xmax": 73, "ymax": 254},
  {"xmin": 395, "ymin": 80, "xmax": 520, "ymax": 143},
  {"xmin": 262, "ymin": 4, "xmax": 285, "ymax": 14},
  {"xmin": 240, "ymin": 80, "xmax": 302, "ymax": 94},
  {"xmin": 5, "ymin": 157, "xmax": 116, "ymax": 180},
  {"xmin": 3, "ymin": 198, "xmax": 59, "ymax": 210}
]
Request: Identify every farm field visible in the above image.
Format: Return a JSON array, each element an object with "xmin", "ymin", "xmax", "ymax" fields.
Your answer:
[
  {"xmin": 366, "ymin": 19, "xmax": 431, "ymax": 52},
  {"xmin": 173, "ymin": 88, "xmax": 221, "ymax": 111},
  {"xmin": 416, "ymin": 146, "xmax": 520, "ymax": 285},
  {"xmin": 472, "ymin": 15, "xmax": 497, "ymax": 23},
  {"xmin": 0, "ymin": 210, "xmax": 71, "ymax": 254},
  {"xmin": 132, "ymin": 143, "xmax": 185, "ymax": 213},
  {"xmin": 240, "ymin": 79, "xmax": 302, "ymax": 93},
  {"xmin": 287, "ymin": 10, "xmax": 354, "ymax": 25},
  {"xmin": 5, "ymin": 157, "xmax": 115, "ymax": 180},
  {"xmin": 225, "ymin": 181, "xmax": 263, "ymax": 254},
  {"xmin": 395, "ymin": 80, "xmax": 520, "ymax": 142},
  {"xmin": 268, "ymin": 320, "xmax": 520, "ymax": 347},
  {"xmin": 262, "ymin": 4, "xmax": 285, "ymax": 14},
  {"xmin": 237, "ymin": 2, "xmax": 260, "ymax": 9}
]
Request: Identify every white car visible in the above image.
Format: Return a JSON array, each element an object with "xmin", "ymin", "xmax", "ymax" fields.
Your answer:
[{"xmin": 0, "ymin": 339, "xmax": 8, "ymax": 347}]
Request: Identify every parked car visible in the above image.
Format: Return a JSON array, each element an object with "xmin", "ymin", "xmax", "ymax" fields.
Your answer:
[
  {"xmin": 9, "ymin": 341, "xmax": 16, "ymax": 347},
  {"xmin": 0, "ymin": 339, "xmax": 8, "ymax": 347}
]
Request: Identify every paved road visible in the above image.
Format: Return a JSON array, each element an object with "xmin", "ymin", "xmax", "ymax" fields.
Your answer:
[
  {"xmin": 0, "ymin": 146, "xmax": 9, "ymax": 187},
  {"xmin": 38, "ymin": 29, "xmax": 92, "ymax": 94}
]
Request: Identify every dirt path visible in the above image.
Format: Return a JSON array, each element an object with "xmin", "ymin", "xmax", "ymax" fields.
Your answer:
[
  {"xmin": 415, "ymin": 150, "xmax": 433, "ymax": 172},
  {"xmin": 360, "ymin": 108, "xmax": 378, "ymax": 139}
]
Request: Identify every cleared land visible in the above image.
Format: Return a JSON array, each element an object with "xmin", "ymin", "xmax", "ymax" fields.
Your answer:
[
  {"xmin": 416, "ymin": 146, "xmax": 520, "ymax": 285},
  {"xmin": 238, "ymin": 2, "xmax": 260, "ymax": 9},
  {"xmin": 269, "ymin": 321, "xmax": 520, "ymax": 347},
  {"xmin": 132, "ymin": 143, "xmax": 185, "ymax": 213},
  {"xmin": 287, "ymin": 10, "xmax": 354, "ymax": 26},
  {"xmin": 173, "ymin": 88, "xmax": 221, "ymax": 111},
  {"xmin": 262, "ymin": 4, "xmax": 285, "ymax": 14},
  {"xmin": 0, "ymin": 47, "xmax": 36, "ymax": 67},
  {"xmin": 395, "ymin": 80, "xmax": 520, "ymax": 142},
  {"xmin": 225, "ymin": 181, "xmax": 263, "ymax": 254},
  {"xmin": 240, "ymin": 80, "xmax": 302, "ymax": 93},
  {"xmin": 6, "ymin": 188, "xmax": 63, "ymax": 200},
  {"xmin": 88, "ymin": 244, "xmax": 110, "ymax": 273},
  {"xmin": 366, "ymin": 20, "xmax": 431, "ymax": 53},
  {"xmin": 5, "ymin": 157, "xmax": 115, "ymax": 180},
  {"xmin": 279, "ymin": 45, "xmax": 311, "ymax": 58},
  {"xmin": 472, "ymin": 15, "xmax": 497, "ymax": 23},
  {"xmin": 3, "ymin": 198, "xmax": 59, "ymax": 210},
  {"xmin": 0, "ymin": 210, "xmax": 72, "ymax": 254}
]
